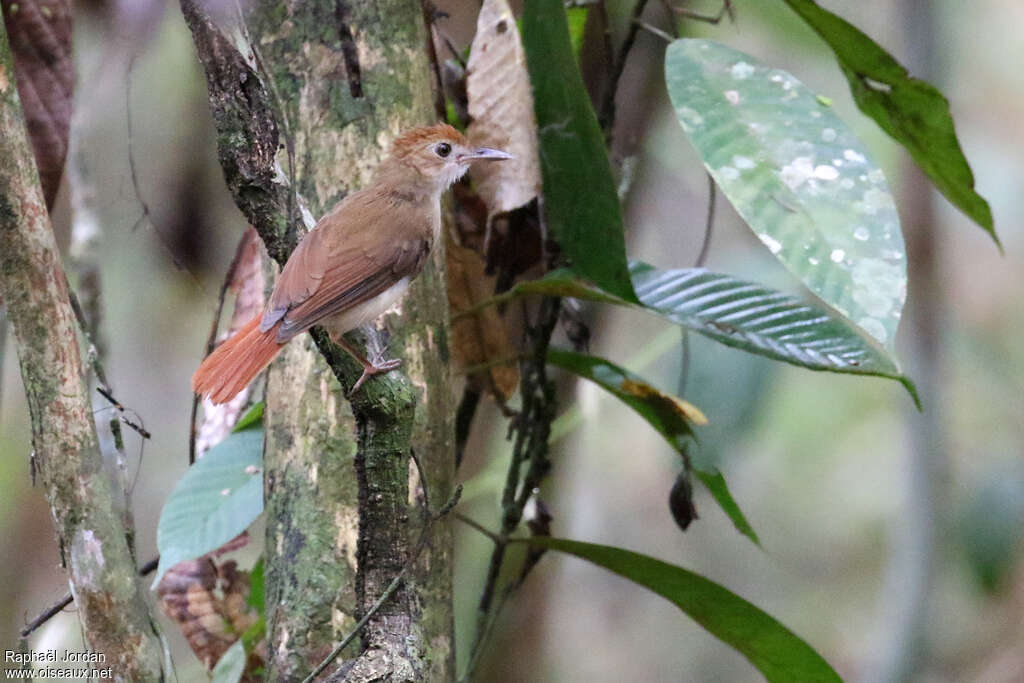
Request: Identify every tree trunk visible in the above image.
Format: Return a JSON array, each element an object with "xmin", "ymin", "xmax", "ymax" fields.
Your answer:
[
  {"xmin": 180, "ymin": 2, "xmax": 455, "ymax": 680},
  {"xmin": 0, "ymin": 19, "xmax": 164, "ymax": 682}
]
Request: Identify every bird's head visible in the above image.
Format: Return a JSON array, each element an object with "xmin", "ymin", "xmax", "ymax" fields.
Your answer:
[{"xmin": 383, "ymin": 123, "xmax": 512, "ymax": 194}]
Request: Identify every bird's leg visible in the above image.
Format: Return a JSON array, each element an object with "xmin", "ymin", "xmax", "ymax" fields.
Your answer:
[{"xmin": 328, "ymin": 330, "xmax": 402, "ymax": 393}]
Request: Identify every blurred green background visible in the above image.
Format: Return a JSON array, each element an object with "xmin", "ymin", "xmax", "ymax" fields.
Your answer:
[{"xmin": 1, "ymin": 1, "xmax": 1021, "ymax": 681}]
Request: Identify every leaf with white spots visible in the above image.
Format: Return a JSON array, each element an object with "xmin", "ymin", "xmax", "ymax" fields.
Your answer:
[
  {"xmin": 782, "ymin": 0, "xmax": 998, "ymax": 248},
  {"xmin": 153, "ymin": 428, "xmax": 264, "ymax": 587},
  {"xmin": 665, "ymin": 39, "xmax": 906, "ymax": 352}
]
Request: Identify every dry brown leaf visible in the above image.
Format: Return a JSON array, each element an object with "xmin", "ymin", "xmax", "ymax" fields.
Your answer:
[
  {"xmin": 156, "ymin": 536, "xmax": 264, "ymax": 678},
  {"xmin": 466, "ymin": 0, "xmax": 541, "ymax": 217},
  {"xmin": 2, "ymin": 0, "xmax": 73, "ymax": 209},
  {"xmin": 447, "ymin": 238, "xmax": 519, "ymax": 399}
]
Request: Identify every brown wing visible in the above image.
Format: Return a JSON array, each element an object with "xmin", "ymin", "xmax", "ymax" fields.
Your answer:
[{"xmin": 260, "ymin": 190, "xmax": 434, "ymax": 343}]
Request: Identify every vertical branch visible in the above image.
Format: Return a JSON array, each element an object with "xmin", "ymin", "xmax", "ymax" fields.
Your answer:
[
  {"xmin": 0, "ymin": 20, "xmax": 164, "ymax": 680},
  {"xmin": 180, "ymin": 1, "xmax": 455, "ymax": 680}
]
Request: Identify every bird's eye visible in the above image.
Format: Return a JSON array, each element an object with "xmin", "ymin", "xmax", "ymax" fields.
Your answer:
[{"xmin": 435, "ymin": 142, "xmax": 452, "ymax": 158}]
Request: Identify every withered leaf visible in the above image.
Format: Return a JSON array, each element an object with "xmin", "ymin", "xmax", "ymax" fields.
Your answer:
[
  {"xmin": 156, "ymin": 548, "xmax": 264, "ymax": 678},
  {"xmin": 466, "ymin": 0, "xmax": 541, "ymax": 217},
  {"xmin": 447, "ymin": 238, "xmax": 519, "ymax": 399},
  {"xmin": 2, "ymin": 0, "xmax": 73, "ymax": 209}
]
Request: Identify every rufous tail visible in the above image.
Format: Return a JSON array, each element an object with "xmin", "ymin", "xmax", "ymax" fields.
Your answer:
[{"xmin": 192, "ymin": 314, "xmax": 284, "ymax": 404}]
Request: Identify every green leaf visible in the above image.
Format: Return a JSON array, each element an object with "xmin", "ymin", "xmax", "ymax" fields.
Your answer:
[
  {"xmin": 246, "ymin": 557, "xmax": 265, "ymax": 612},
  {"xmin": 233, "ymin": 401, "xmax": 264, "ymax": 432},
  {"xmin": 451, "ymin": 268, "xmax": 625, "ymax": 322},
  {"xmin": 665, "ymin": 38, "xmax": 906, "ymax": 351},
  {"xmin": 521, "ymin": 0, "xmax": 638, "ymax": 302},
  {"xmin": 566, "ymin": 7, "xmax": 588, "ymax": 59},
  {"xmin": 153, "ymin": 428, "xmax": 264, "ymax": 587},
  {"xmin": 460, "ymin": 264, "xmax": 916, "ymax": 403},
  {"xmin": 546, "ymin": 349, "xmax": 759, "ymax": 543},
  {"xmin": 782, "ymin": 0, "xmax": 998, "ymax": 248},
  {"xmin": 694, "ymin": 469, "xmax": 760, "ymax": 545},
  {"xmin": 547, "ymin": 347, "xmax": 706, "ymax": 438},
  {"xmin": 516, "ymin": 537, "xmax": 843, "ymax": 682},
  {"xmin": 210, "ymin": 640, "xmax": 246, "ymax": 683}
]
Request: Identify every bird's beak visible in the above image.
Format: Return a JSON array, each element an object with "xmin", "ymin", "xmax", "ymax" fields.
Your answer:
[{"xmin": 461, "ymin": 147, "xmax": 513, "ymax": 162}]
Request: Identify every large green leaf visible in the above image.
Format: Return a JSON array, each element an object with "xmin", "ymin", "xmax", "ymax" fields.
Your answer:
[
  {"xmin": 516, "ymin": 537, "xmax": 843, "ymax": 682},
  {"xmin": 521, "ymin": 0, "xmax": 638, "ymax": 302},
  {"xmin": 547, "ymin": 348, "xmax": 760, "ymax": 543},
  {"xmin": 459, "ymin": 264, "xmax": 915, "ymax": 403},
  {"xmin": 665, "ymin": 38, "xmax": 906, "ymax": 351},
  {"xmin": 782, "ymin": 0, "xmax": 998, "ymax": 248},
  {"xmin": 153, "ymin": 428, "xmax": 264, "ymax": 586},
  {"xmin": 629, "ymin": 263, "xmax": 908, "ymax": 388}
]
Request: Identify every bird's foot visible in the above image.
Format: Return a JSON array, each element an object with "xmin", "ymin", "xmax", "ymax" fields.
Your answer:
[{"xmin": 350, "ymin": 357, "xmax": 402, "ymax": 394}]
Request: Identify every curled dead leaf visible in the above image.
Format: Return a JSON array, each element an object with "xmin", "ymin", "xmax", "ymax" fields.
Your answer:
[
  {"xmin": 156, "ymin": 548, "xmax": 264, "ymax": 677},
  {"xmin": 466, "ymin": 0, "xmax": 541, "ymax": 217},
  {"xmin": 447, "ymin": 238, "xmax": 519, "ymax": 399}
]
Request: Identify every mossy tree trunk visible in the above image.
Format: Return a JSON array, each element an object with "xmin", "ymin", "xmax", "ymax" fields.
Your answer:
[
  {"xmin": 0, "ymin": 18, "xmax": 165, "ymax": 682},
  {"xmin": 180, "ymin": 2, "xmax": 455, "ymax": 680}
]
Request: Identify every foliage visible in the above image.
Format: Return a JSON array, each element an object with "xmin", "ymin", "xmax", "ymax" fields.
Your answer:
[
  {"xmin": 782, "ymin": 0, "xmax": 998, "ymax": 247},
  {"xmin": 519, "ymin": 538, "xmax": 843, "ymax": 682},
  {"xmin": 521, "ymin": 0, "xmax": 638, "ymax": 301},
  {"xmin": 665, "ymin": 39, "xmax": 906, "ymax": 352},
  {"xmin": 153, "ymin": 426, "xmax": 264, "ymax": 586}
]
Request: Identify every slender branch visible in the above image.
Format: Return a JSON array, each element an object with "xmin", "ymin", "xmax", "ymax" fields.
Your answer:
[
  {"xmin": 20, "ymin": 557, "xmax": 159, "ymax": 638},
  {"xmin": 599, "ymin": 0, "xmax": 653, "ymax": 139},
  {"xmin": 633, "ymin": 19, "xmax": 674, "ymax": 43},
  {"xmin": 463, "ymin": 296, "xmax": 560, "ymax": 681},
  {"xmin": 454, "ymin": 513, "xmax": 500, "ymax": 544},
  {"xmin": 309, "ymin": 484, "xmax": 463, "ymax": 683},
  {"xmin": 665, "ymin": 0, "xmax": 735, "ymax": 24},
  {"xmin": 188, "ymin": 231, "xmax": 249, "ymax": 464},
  {"xmin": 679, "ymin": 174, "xmax": 715, "ymax": 400}
]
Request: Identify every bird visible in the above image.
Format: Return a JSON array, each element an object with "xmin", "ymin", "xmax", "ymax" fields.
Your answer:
[{"xmin": 192, "ymin": 123, "xmax": 511, "ymax": 404}]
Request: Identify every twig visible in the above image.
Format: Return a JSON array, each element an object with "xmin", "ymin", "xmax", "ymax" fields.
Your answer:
[
  {"xmin": 463, "ymin": 297, "xmax": 560, "ymax": 681},
  {"xmin": 633, "ymin": 19, "xmax": 674, "ymax": 43},
  {"xmin": 20, "ymin": 557, "xmax": 159, "ymax": 638},
  {"xmin": 454, "ymin": 513, "xmax": 501, "ymax": 543},
  {"xmin": 305, "ymin": 484, "xmax": 463, "ymax": 682},
  {"xmin": 695, "ymin": 172, "xmax": 715, "ymax": 268},
  {"xmin": 666, "ymin": 0, "xmax": 735, "ymax": 24},
  {"xmin": 126, "ymin": 54, "xmax": 152, "ymax": 235},
  {"xmin": 188, "ymin": 231, "xmax": 249, "ymax": 464},
  {"xmin": 599, "ymin": 0, "xmax": 653, "ymax": 139},
  {"xmin": 124, "ymin": 53, "xmax": 205, "ymax": 292},
  {"xmin": 679, "ymin": 173, "xmax": 715, "ymax": 397}
]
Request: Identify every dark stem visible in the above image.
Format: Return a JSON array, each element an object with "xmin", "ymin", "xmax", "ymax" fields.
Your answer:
[
  {"xmin": 188, "ymin": 231, "xmax": 249, "ymax": 464},
  {"xmin": 20, "ymin": 557, "xmax": 159, "ymax": 638},
  {"xmin": 599, "ymin": 0, "xmax": 653, "ymax": 140},
  {"xmin": 464, "ymin": 296, "xmax": 560, "ymax": 680}
]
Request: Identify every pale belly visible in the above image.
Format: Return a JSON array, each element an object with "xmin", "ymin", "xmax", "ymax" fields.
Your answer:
[{"xmin": 323, "ymin": 276, "xmax": 412, "ymax": 336}]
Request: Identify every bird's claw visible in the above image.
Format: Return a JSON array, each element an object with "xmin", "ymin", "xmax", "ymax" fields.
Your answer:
[{"xmin": 350, "ymin": 358, "xmax": 403, "ymax": 394}]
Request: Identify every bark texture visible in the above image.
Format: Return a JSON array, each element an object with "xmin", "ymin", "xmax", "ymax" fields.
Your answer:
[
  {"xmin": 0, "ymin": 20, "xmax": 164, "ymax": 682},
  {"xmin": 180, "ymin": 2, "xmax": 455, "ymax": 680}
]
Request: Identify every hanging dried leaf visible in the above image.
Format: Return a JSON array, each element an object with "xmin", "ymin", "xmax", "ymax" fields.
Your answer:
[
  {"xmin": 466, "ymin": 0, "xmax": 541, "ymax": 217},
  {"xmin": 156, "ymin": 536, "xmax": 264, "ymax": 678},
  {"xmin": 447, "ymin": 238, "xmax": 519, "ymax": 399},
  {"xmin": 2, "ymin": 0, "xmax": 73, "ymax": 209}
]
